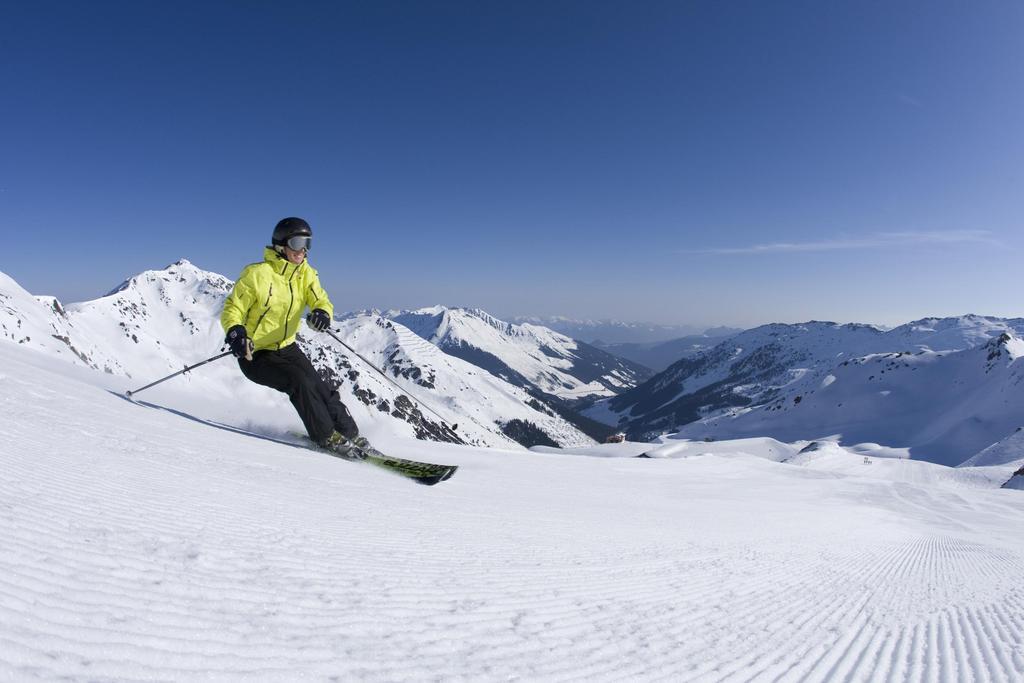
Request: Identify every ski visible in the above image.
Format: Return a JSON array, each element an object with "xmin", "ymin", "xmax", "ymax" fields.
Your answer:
[
  {"xmin": 289, "ymin": 432, "xmax": 458, "ymax": 485},
  {"xmin": 311, "ymin": 442, "xmax": 458, "ymax": 486}
]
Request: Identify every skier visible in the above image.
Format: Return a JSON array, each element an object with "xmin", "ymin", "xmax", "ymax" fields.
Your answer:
[{"xmin": 220, "ymin": 217, "xmax": 368, "ymax": 454}]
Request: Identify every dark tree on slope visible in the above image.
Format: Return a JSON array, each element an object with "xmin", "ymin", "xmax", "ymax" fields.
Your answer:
[
  {"xmin": 498, "ymin": 419, "xmax": 558, "ymax": 448},
  {"xmin": 531, "ymin": 391, "xmax": 617, "ymax": 442}
]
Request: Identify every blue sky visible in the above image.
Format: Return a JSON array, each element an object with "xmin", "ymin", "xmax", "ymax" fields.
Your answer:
[{"xmin": 2, "ymin": 1, "xmax": 1022, "ymax": 327}]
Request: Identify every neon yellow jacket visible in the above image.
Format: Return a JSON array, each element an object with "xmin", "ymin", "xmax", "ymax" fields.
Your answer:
[{"xmin": 221, "ymin": 248, "xmax": 334, "ymax": 352}]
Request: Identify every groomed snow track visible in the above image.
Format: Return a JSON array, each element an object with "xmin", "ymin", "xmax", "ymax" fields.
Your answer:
[{"xmin": 2, "ymin": 342, "xmax": 1023, "ymax": 681}]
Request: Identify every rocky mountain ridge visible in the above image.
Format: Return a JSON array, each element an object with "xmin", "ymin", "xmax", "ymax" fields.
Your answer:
[{"xmin": 385, "ymin": 306, "xmax": 653, "ymax": 400}]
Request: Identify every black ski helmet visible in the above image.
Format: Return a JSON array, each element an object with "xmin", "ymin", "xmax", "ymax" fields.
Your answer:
[{"xmin": 272, "ymin": 217, "xmax": 312, "ymax": 247}]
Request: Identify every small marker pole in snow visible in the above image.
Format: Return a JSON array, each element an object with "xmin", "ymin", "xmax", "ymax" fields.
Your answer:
[
  {"xmin": 323, "ymin": 328, "xmax": 458, "ymax": 432},
  {"xmin": 125, "ymin": 351, "xmax": 233, "ymax": 398}
]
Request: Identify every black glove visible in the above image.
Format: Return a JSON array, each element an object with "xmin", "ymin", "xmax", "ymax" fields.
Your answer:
[
  {"xmin": 225, "ymin": 325, "xmax": 253, "ymax": 360},
  {"xmin": 307, "ymin": 308, "xmax": 331, "ymax": 332}
]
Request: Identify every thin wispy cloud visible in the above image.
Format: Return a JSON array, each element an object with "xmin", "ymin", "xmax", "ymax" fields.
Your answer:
[
  {"xmin": 683, "ymin": 230, "xmax": 1000, "ymax": 255},
  {"xmin": 898, "ymin": 93, "xmax": 924, "ymax": 108}
]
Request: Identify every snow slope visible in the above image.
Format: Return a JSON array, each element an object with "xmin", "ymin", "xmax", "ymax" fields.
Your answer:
[
  {"xmin": 3, "ymin": 341, "xmax": 1024, "ymax": 680},
  {"xmin": 556, "ymin": 435, "xmax": 1019, "ymax": 489},
  {"xmin": 960, "ymin": 427, "xmax": 1024, "ymax": 469}
]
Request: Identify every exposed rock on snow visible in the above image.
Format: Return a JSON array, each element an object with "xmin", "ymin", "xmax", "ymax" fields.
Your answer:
[{"xmin": 1004, "ymin": 466, "xmax": 1024, "ymax": 490}]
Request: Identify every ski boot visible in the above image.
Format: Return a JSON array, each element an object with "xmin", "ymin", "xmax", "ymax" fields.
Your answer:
[{"xmin": 321, "ymin": 431, "xmax": 371, "ymax": 460}]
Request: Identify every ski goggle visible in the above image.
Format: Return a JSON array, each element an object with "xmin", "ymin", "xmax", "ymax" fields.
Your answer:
[{"xmin": 286, "ymin": 235, "xmax": 312, "ymax": 251}]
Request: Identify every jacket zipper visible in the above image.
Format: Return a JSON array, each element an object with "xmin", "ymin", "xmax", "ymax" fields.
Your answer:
[
  {"xmin": 253, "ymin": 307, "xmax": 270, "ymax": 336},
  {"xmin": 279, "ymin": 264, "xmax": 299, "ymax": 348},
  {"xmin": 250, "ymin": 282, "xmax": 275, "ymax": 340}
]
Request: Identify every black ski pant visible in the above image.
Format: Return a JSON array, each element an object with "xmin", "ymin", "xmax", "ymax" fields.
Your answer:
[{"xmin": 238, "ymin": 342, "xmax": 358, "ymax": 445}]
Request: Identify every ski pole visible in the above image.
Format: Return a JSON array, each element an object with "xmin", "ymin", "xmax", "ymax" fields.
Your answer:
[
  {"xmin": 125, "ymin": 351, "xmax": 233, "ymax": 398},
  {"xmin": 324, "ymin": 328, "xmax": 458, "ymax": 432}
]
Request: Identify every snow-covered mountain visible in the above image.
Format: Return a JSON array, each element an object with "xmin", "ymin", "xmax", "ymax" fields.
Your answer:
[
  {"xmin": 309, "ymin": 313, "xmax": 593, "ymax": 448},
  {"xmin": 885, "ymin": 314, "xmax": 1024, "ymax": 352},
  {"xmin": 63, "ymin": 259, "xmax": 236, "ymax": 378},
  {"xmin": 588, "ymin": 321, "xmax": 893, "ymax": 433},
  {"xmin": 592, "ymin": 328, "xmax": 741, "ymax": 371},
  {"xmin": 588, "ymin": 317, "xmax": 1024, "ymax": 466},
  {"xmin": 385, "ymin": 306, "xmax": 653, "ymax": 403},
  {"xmin": 1, "ymin": 261, "xmax": 594, "ymax": 449},
  {"xmin": 674, "ymin": 332, "xmax": 1024, "ymax": 466},
  {"xmin": 0, "ymin": 270, "xmax": 125, "ymax": 374},
  {"xmin": 10, "ymin": 261, "xmax": 1024, "ymax": 467},
  {"xmin": 511, "ymin": 315, "xmax": 709, "ymax": 344}
]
